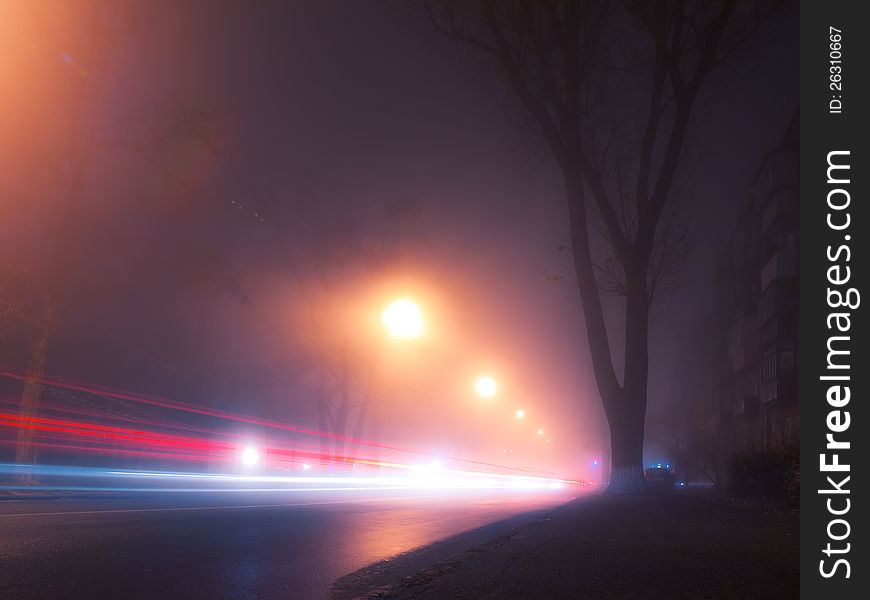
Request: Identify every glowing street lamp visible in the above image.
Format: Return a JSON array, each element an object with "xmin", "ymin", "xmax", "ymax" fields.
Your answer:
[
  {"xmin": 537, "ymin": 428, "xmax": 544, "ymax": 435},
  {"xmin": 241, "ymin": 446, "xmax": 259, "ymax": 467},
  {"xmin": 474, "ymin": 375, "xmax": 497, "ymax": 398},
  {"xmin": 381, "ymin": 299, "xmax": 423, "ymax": 339},
  {"xmin": 515, "ymin": 409, "xmax": 525, "ymax": 419}
]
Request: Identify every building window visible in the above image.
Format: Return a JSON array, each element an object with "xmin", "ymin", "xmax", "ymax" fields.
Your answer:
[
  {"xmin": 762, "ymin": 350, "xmax": 777, "ymax": 384},
  {"xmin": 779, "ymin": 343, "xmax": 795, "ymax": 376}
]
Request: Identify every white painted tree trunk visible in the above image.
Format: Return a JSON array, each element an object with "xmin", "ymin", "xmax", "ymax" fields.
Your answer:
[{"xmin": 607, "ymin": 465, "xmax": 649, "ymax": 495}]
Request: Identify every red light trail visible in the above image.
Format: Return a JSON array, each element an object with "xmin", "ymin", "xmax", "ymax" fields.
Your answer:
[{"xmin": 0, "ymin": 367, "xmax": 575, "ymax": 488}]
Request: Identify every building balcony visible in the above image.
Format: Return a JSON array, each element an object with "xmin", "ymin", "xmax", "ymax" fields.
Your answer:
[
  {"xmin": 761, "ymin": 189, "xmax": 798, "ymax": 234},
  {"xmin": 758, "ymin": 278, "xmax": 799, "ymax": 328},
  {"xmin": 761, "ymin": 377, "xmax": 797, "ymax": 408},
  {"xmin": 732, "ymin": 347, "xmax": 760, "ymax": 372},
  {"xmin": 728, "ymin": 317, "xmax": 759, "ymax": 370},
  {"xmin": 734, "ymin": 395, "xmax": 759, "ymax": 420},
  {"xmin": 761, "ymin": 250, "xmax": 797, "ymax": 292},
  {"xmin": 759, "ymin": 315, "xmax": 797, "ymax": 348}
]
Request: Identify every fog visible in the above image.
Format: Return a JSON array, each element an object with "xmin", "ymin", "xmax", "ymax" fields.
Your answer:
[{"xmin": 0, "ymin": 1, "xmax": 797, "ymax": 480}]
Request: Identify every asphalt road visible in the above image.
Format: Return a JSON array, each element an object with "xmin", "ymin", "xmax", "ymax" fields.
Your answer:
[{"xmin": 0, "ymin": 489, "xmax": 575, "ymax": 600}]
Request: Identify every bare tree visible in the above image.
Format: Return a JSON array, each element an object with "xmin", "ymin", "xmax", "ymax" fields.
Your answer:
[
  {"xmin": 426, "ymin": 0, "xmax": 781, "ymax": 492},
  {"xmin": 668, "ymin": 431, "xmax": 726, "ymax": 488},
  {"xmin": 1, "ymin": 6, "xmax": 233, "ymax": 471},
  {"xmin": 284, "ymin": 193, "xmax": 422, "ymax": 467}
]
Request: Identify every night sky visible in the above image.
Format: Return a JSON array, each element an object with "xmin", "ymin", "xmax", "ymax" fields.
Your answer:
[{"xmin": 0, "ymin": 1, "xmax": 798, "ymax": 477}]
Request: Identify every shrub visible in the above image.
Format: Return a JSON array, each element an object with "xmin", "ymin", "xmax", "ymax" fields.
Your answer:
[{"xmin": 728, "ymin": 442, "xmax": 799, "ymax": 507}]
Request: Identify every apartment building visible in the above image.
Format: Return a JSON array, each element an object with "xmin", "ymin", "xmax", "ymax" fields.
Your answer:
[{"xmin": 710, "ymin": 114, "xmax": 799, "ymax": 452}]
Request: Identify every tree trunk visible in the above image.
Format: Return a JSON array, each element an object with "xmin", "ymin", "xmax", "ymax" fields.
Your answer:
[
  {"xmin": 606, "ymin": 267, "xmax": 651, "ymax": 494},
  {"xmin": 563, "ymin": 172, "xmax": 650, "ymax": 494},
  {"xmin": 605, "ymin": 404, "xmax": 648, "ymax": 494},
  {"xmin": 348, "ymin": 399, "xmax": 369, "ymax": 461}
]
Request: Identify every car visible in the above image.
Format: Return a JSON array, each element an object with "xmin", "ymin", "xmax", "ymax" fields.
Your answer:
[{"xmin": 644, "ymin": 466, "xmax": 675, "ymax": 490}]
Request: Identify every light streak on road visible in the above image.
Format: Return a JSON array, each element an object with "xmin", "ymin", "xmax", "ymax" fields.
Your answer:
[
  {"xmin": 1, "ymin": 367, "xmax": 580, "ymax": 489},
  {"xmin": 0, "ymin": 462, "xmax": 578, "ymax": 492},
  {"xmin": 0, "ymin": 368, "xmax": 439, "ymax": 458}
]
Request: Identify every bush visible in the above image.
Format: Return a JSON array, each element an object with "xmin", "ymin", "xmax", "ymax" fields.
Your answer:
[{"xmin": 728, "ymin": 442, "xmax": 799, "ymax": 507}]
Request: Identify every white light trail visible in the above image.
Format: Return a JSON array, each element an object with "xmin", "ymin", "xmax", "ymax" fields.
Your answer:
[{"xmin": 0, "ymin": 463, "xmax": 580, "ymax": 492}]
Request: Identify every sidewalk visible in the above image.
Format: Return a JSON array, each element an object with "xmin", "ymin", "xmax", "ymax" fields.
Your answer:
[{"xmin": 331, "ymin": 493, "xmax": 799, "ymax": 600}]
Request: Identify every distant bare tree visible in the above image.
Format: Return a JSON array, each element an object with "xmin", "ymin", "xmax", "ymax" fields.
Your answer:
[
  {"xmin": 669, "ymin": 432, "xmax": 726, "ymax": 488},
  {"xmin": 425, "ymin": 0, "xmax": 782, "ymax": 492},
  {"xmin": 286, "ymin": 194, "xmax": 422, "ymax": 466}
]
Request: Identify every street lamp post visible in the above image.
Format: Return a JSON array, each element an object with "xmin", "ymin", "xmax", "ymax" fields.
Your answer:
[{"xmin": 371, "ymin": 298, "xmax": 424, "ymax": 470}]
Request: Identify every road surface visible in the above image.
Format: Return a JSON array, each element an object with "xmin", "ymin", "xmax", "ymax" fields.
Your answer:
[{"xmin": 0, "ymin": 488, "xmax": 575, "ymax": 599}]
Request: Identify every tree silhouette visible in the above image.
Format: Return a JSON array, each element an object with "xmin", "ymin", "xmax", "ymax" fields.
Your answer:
[{"xmin": 426, "ymin": 0, "xmax": 782, "ymax": 492}]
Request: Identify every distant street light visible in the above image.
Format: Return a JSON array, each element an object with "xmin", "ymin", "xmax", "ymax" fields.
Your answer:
[
  {"xmin": 515, "ymin": 409, "xmax": 525, "ymax": 419},
  {"xmin": 241, "ymin": 447, "xmax": 259, "ymax": 467},
  {"xmin": 537, "ymin": 428, "xmax": 544, "ymax": 435},
  {"xmin": 381, "ymin": 299, "xmax": 423, "ymax": 339},
  {"xmin": 474, "ymin": 375, "xmax": 497, "ymax": 398}
]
